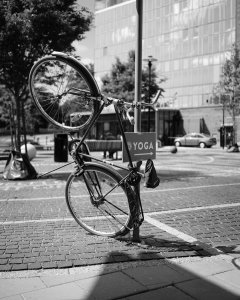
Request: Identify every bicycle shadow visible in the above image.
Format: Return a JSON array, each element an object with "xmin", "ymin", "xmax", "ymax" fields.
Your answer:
[{"xmin": 77, "ymin": 250, "xmax": 240, "ymax": 300}]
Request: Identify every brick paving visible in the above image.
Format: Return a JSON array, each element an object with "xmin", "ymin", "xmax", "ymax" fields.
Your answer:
[
  {"xmin": 151, "ymin": 206, "xmax": 240, "ymax": 247},
  {"xmin": 1, "ymin": 176, "xmax": 240, "ymax": 222},
  {"xmin": 0, "ymin": 148, "xmax": 240, "ymax": 271},
  {"xmin": 0, "ymin": 220, "xmax": 207, "ymax": 271}
]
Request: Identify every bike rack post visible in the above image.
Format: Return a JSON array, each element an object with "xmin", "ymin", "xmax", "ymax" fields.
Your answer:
[{"xmin": 132, "ymin": 0, "xmax": 143, "ymax": 243}]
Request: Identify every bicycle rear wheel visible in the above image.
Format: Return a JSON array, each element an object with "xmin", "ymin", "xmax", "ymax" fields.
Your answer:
[
  {"xmin": 65, "ymin": 163, "xmax": 132, "ymax": 237},
  {"xmin": 29, "ymin": 54, "xmax": 100, "ymax": 131}
]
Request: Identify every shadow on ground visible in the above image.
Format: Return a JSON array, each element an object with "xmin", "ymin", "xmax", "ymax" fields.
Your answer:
[{"xmin": 83, "ymin": 251, "xmax": 240, "ymax": 299}]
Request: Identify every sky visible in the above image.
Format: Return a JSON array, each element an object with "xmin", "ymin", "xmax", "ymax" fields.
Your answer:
[{"xmin": 73, "ymin": 0, "xmax": 95, "ymax": 64}]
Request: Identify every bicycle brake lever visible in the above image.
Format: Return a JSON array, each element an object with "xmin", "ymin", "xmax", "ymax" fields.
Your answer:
[{"xmin": 126, "ymin": 107, "xmax": 135, "ymax": 125}]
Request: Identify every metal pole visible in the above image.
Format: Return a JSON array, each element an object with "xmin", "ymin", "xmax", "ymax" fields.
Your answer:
[
  {"xmin": 132, "ymin": 0, "xmax": 143, "ymax": 243},
  {"xmin": 148, "ymin": 60, "xmax": 152, "ymax": 132},
  {"xmin": 134, "ymin": 0, "xmax": 142, "ymax": 133},
  {"xmin": 222, "ymin": 102, "xmax": 225, "ymax": 149}
]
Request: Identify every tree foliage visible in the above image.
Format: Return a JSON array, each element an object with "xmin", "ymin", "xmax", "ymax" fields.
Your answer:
[
  {"xmin": 0, "ymin": 0, "xmax": 93, "ymax": 150},
  {"xmin": 0, "ymin": 86, "xmax": 12, "ymax": 128},
  {"xmin": 101, "ymin": 50, "xmax": 162, "ymax": 103},
  {"xmin": 217, "ymin": 43, "xmax": 240, "ymax": 143}
]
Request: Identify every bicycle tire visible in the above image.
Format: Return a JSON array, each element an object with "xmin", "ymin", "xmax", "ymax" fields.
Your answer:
[
  {"xmin": 29, "ymin": 53, "xmax": 100, "ymax": 131},
  {"xmin": 65, "ymin": 162, "xmax": 133, "ymax": 237}
]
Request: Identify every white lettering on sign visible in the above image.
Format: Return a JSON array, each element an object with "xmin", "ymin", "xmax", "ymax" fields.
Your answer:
[{"xmin": 131, "ymin": 141, "xmax": 154, "ymax": 151}]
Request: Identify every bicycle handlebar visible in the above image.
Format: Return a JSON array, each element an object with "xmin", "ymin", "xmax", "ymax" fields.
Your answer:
[{"xmin": 103, "ymin": 95, "xmax": 163, "ymax": 125}]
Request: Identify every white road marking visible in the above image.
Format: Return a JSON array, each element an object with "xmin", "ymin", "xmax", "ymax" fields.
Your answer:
[
  {"xmin": 1, "ymin": 202, "xmax": 240, "ymax": 226},
  {"xmin": 144, "ymin": 215, "xmax": 197, "ymax": 243},
  {"xmin": 1, "ymin": 182, "xmax": 240, "ymax": 202},
  {"xmin": 141, "ymin": 182, "xmax": 240, "ymax": 194},
  {"xmin": 0, "ymin": 218, "xmax": 74, "ymax": 225},
  {"xmin": 146, "ymin": 202, "xmax": 240, "ymax": 216},
  {"xmin": 0, "ymin": 196, "xmax": 65, "ymax": 202}
]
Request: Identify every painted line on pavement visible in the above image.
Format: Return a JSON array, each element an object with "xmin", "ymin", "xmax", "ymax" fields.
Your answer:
[
  {"xmin": 146, "ymin": 202, "xmax": 240, "ymax": 216},
  {"xmin": 141, "ymin": 182, "xmax": 240, "ymax": 194},
  {"xmin": 144, "ymin": 215, "xmax": 197, "ymax": 243},
  {"xmin": 1, "ymin": 182, "xmax": 240, "ymax": 202},
  {"xmin": 0, "ymin": 196, "xmax": 65, "ymax": 202},
  {"xmin": 0, "ymin": 218, "xmax": 74, "ymax": 225},
  {"xmin": 144, "ymin": 215, "xmax": 222, "ymax": 256},
  {"xmin": 1, "ymin": 202, "xmax": 240, "ymax": 226}
]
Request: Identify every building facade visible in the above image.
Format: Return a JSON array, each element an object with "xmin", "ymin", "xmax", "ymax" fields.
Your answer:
[{"xmin": 93, "ymin": 0, "xmax": 239, "ymax": 145}]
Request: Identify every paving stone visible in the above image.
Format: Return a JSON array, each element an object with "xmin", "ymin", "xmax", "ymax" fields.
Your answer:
[
  {"xmin": 40, "ymin": 272, "xmax": 100, "ymax": 288},
  {"xmin": 11, "ymin": 264, "xmax": 28, "ymax": 271},
  {"xmin": 51, "ymin": 255, "xmax": 66, "ymax": 261},
  {"xmin": 73, "ymin": 260, "xmax": 88, "ymax": 267},
  {"xmin": 214, "ymin": 270, "xmax": 240, "ymax": 290},
  {"xmin": 0, "ymin": 295, "xmax": 23, "ymax": 300},
  {"xmin": 57, "ymin": 261, "xmax": 73, "ymax": 269},
  {"xmin": 9, "ymin": 258, "xmax": 23, "ymax": 264},
  {"xmin": 0, "ymin": 278, "xmax": 46, "ymax": 298},
  {"xmin": 22, "ymin": 282, "xmax": 89, "ymax": 300},
  {"xmin": 0, "ymin": 264, "xmax": 11, "ymax": 271},
  {"xmin": 75, "ymin": 271, "xmax": 146, "ymax": 299},
  {"xmin": 123, "ymin": 264, "xmax": 195, "ymax": 289},
  {"xmin": 5, "ymin": 249, "xmax": 19, "ymax": 254},
  {"xmin": 176, "ymin": 278, "xmax": 240, "ymax": 300},
  {"xmin": 125, "ymin": 286, "xmax": 194, "ymax": 300},
  {"xmin": 0, "ymin": 259, "xmax": 8, "ymax": 265},
  {"xmin": 36, "ymin": 256, "xmax": 51, "ymax": 263},
  {"xmin": 27, "ymin": 262, "xmax": 42, "ymax": 270},
  {"xmin": 175, "ymin": 259, "xmax": 234, "ymax": 277},
  {"xmin": 42, "ymin": 262, "xmax": 58, "ymax": 269}
]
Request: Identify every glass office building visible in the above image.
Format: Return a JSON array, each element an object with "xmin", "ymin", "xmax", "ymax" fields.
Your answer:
[{"xmin": 94, "ymin": 0, "xmax": 239, "ymax": 144}]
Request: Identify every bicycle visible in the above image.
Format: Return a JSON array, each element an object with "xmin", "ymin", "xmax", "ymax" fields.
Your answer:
[{"xmin": 29, "ymin": 51, "xmax": 160, "ymax": 239}]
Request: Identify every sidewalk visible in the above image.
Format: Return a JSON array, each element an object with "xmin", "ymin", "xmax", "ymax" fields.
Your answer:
[{"xmin": 0, "ymin": 254, "xmax": 240, "ymax": 299}]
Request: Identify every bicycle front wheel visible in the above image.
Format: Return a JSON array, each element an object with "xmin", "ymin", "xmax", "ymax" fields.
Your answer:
[
  {"xmin": 66, "ymin": 163, "xmax": 132, "ymax": 237},
  {"xmin": 29, "ymin": 54, "xmax": 100, "ymax": 131}
]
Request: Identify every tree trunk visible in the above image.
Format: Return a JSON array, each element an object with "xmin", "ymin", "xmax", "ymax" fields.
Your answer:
[
  {"xmin": 21, "ymin": 100, "xmax": 28, "ymax": 157},
  {"xmin": 233, "ymin": 105, "xmax": 237, "ymax": 144},
  {"xmin": 15, "ymin": 97, "xmax": 22, "ymax": 152}
]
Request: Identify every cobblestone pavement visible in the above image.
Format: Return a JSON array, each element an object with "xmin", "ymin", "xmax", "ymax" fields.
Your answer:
[{"xmin": 0, "ymin": 148, "xmax": 240, "ymax": 271}]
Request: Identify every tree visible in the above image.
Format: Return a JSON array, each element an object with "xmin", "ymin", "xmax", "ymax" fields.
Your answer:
[
  {"xmin": 0, "ymin": 0, "xmax": 93, "ymax": 151},
  {"xmin": 101, "ymin": 50, "xmax": 162, "ymax": 102},
  {"xmin": 0, "ymin": 87, "xmax": 12, "ymax": 129},
  {"xmin": 217, "ymin": 43, "xmax": 240, "ymax": 144}
]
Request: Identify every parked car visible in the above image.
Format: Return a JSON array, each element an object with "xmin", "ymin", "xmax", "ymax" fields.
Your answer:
[{"xmin": 174, "ymin": 133, "xmax": 217, "ymax": 148}]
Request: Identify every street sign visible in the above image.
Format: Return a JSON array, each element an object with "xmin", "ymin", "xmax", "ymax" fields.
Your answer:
[{"xmin": 122, "ymin": 132, "xmax": 156, "ymax": 162}]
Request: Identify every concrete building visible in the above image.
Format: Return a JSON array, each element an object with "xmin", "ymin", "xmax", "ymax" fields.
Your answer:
[{"xmin": 93, "ymin": 0, "xmax": 240, "ymax": 146}]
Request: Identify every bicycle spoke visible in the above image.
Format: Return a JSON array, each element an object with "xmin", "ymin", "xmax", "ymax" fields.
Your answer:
[
  {"xmin": 29, "ymin": 55, "xmax": 99, "ymax": 131},
  {"xmin": 66, "ymin": 165, "xmax": 131, "ymax": 237}
]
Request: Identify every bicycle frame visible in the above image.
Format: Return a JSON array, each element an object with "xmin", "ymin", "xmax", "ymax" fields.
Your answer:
[
  {"xmin": 74, "ymin": 99, "xmax": 135, "ymax": 169},
  {"xmin": 70, "ymin": 98, "xmax": 144, "ymax": 230}
]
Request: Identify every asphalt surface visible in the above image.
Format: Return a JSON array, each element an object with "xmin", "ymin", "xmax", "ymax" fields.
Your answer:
[{"xmin": 0, "ymin": 146, "xmax": 240, "ymax": 272}]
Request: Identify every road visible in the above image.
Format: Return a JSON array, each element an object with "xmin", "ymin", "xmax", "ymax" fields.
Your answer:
[{"xmin": 0, "ymin": 147, "xmax": 240, "ymax": 271}]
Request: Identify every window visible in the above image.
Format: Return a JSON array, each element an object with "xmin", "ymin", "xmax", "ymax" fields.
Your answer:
[
  {"xmin": 193, "ymin": 27, "xmax": 199, "ymax": 39},
  {"xmin": 183, "ymin": 28, "xmax": 188, "ymax": 40},
  {"xmin": 103, "ymin": 46, "xmax": 108, "ymax": 56}
]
